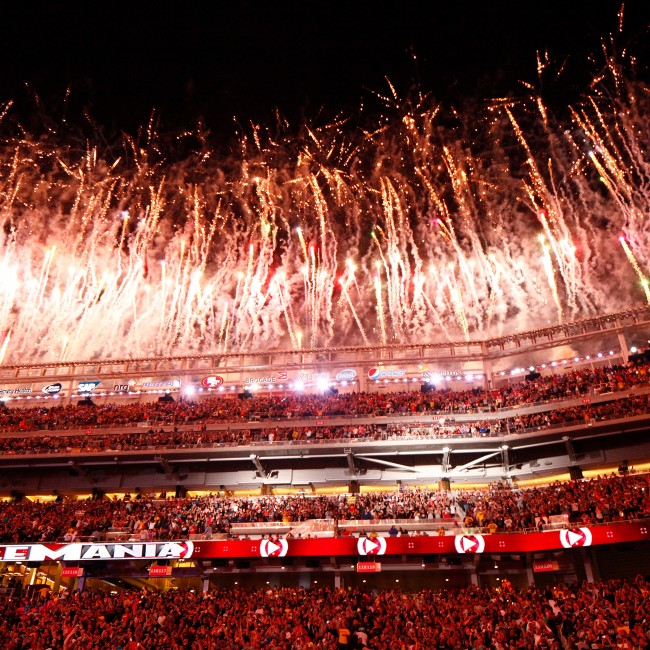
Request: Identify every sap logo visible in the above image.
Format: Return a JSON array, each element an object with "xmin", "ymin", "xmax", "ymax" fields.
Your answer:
[{"xmin": 78, "ymin": 381, "xmax": 100, "ymax": 393}]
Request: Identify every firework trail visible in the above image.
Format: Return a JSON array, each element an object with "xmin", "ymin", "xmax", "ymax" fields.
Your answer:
[{"xmin": 0, "ymin": 44, "xmax": 648, "ymax": 364}]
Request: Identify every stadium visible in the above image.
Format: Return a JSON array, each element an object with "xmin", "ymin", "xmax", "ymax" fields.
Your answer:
[{"xmin": 1, "ymin": 5, "xmax": 650, "ymax": 649}]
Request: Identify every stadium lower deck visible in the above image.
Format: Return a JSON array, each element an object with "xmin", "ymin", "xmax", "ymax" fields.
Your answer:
[{"xmin": 0, "ymin": 311, "xmax": 649, "ymax": 648}]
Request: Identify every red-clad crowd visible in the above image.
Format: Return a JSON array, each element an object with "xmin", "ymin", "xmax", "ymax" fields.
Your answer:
[
  {"xmin": 0, "ymin": 362, "xmax": 647, "ymax": 435},
  {"xmin": 0, "ymin": 392, "xmax": 650, "ymax": 456},
  {"xmin": 0, "ymin": 473, "xmax": 647, "ymax": 544},
  {"xmin": 0, "ymin": 578, "xmax": 648, "ymax": 649}
]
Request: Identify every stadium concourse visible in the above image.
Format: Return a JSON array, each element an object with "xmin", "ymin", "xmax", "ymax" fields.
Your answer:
[{"xmin": 0, "ymin": 313, "xmax": 649, "ymax": 648}]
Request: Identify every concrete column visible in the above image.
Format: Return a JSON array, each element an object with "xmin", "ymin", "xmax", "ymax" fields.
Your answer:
[
  {"xmin": 525, "ymin": 554, "xmax": 535, "ymax": 586},
  {"xmin": 617, "ymin": 330, "xmax": 630, "ymax": 364},
  {"xmin": 334, "ymin": 571, "xmax": 342, "ymax": 589},
  {"xmin": 202, "ymin": 577, "xmax": 210, "ymax": 593},
  {"xmin": 469, "ymin": 570, "xmax": 479, "ymax": 586},
  {"xmin": 581, "ymin": 549, "xmax": 599, "ymax": 583}
]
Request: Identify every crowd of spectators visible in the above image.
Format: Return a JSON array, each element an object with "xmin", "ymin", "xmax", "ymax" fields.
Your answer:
[
  {"xmin": 0, "ymin": 473, "xmax": 647, "ymax": 544},
  {"xmin": 0, "ymin": 361, "xmax": 647, "ymax": 436},
  {"xmin": 1, "ymin": 393, "xmax": 650, "ymax": 456},
  {"xmin": 0, "ymin": 578, "xmax": 648, "ymax": 649}
]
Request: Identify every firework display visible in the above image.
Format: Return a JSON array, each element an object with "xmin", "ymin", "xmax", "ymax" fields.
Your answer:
[{"xmin": 0, "ymin": 45, "xmax": 648, "ymax": 365}]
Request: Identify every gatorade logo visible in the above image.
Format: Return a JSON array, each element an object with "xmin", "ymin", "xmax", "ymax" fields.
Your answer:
[
  {"xmin": 454, "ymin": 534, "xmax": 486, "ymax": 554},
  {"xmin": 260, "ymin": 539, "xmax": 288, "ymax": 558},
  {"xmin": 559, "ymin": 527, "xmax": 592, "ymax": 548},
  {"xmin": 356, "ymin": 537, "xmax": 387, "ymax": 556}
]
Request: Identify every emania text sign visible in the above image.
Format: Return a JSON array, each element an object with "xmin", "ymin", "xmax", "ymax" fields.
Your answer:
[{"xmin": 0, "ymin": 541, "xmax": 194, "ymax": 562}]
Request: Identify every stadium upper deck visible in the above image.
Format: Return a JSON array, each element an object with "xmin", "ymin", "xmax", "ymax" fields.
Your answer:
[{"xmin": 0, "ymin": 307, "xmax": 649, "ymax": 404}]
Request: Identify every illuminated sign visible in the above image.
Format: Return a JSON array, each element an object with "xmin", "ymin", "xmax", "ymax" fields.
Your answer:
[
  {"xmin": 357, "ymin": 562, "xmax": 382, "ymax": 573},
  {"xmin": 77, "ymin": 381, "xmax": 101, "ymax": 393},
  {"xmin": 140, "ymin": 380, "xmax": 181, "ymax": 389},
  {"xmin": 259, "ymin": 539, "xmax": 288, "ymax": 558},
  {"xmin": 367, "ymin": 368, "xmax": 405, "ymax": 381},
  {"xmin": 454, "ymin": 534, "xmax": 486, "ymax": 554},
  {"xmin": 42, "ymin": 383, "xmax": 63, "ymax": 395},
  {"xmin": 422, "ymin": 370, "xmax": 462, "ymax": 379},
  {"xmin": 533, "ymin": 561, "xmax": 559, "ymax": 573},
  {"xmin": 356, "ymin": 537, "xmax": 387, "ymax": 556},
  {"xmin": 61, "ymin": 567, "xmax": 84, "ymax": 577},
  {"xmin": 0, "ymin": 541, "xmax": 194, "ymax": 562},
  {"xmin": 149, "ymin": 565, "xmax": 173, "ymax": 577},
  {"xmin": 336, "ymin": 368, "xmax": 358, "ymax": 381},
  {"xmin": 559, "ymin": 527, "xmax": 592, "ymax": 548},
  {"xmin": 245, "ymin": 371, "xmax": 288, "ymax": 385},
  {"xmin": 297, "ymin": 372, "xmax": 329, "ymax": 382},
  {"xmin": 202, "ymin": 376, "xmax": 224, "ymax": 388},
  {"xmin": 0, "ymin": 387, "xmax": 32, "ymax": 396}
]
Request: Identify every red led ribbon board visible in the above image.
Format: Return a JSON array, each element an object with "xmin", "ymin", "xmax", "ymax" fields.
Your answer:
[{"xmin": 0, "ymin": 522, "xmax": 646, "ymax": 563}]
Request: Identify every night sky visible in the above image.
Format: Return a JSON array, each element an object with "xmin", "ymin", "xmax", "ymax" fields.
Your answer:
[{"xmin": 1, "ymin": 2, "xmax": 648, "ymax": 137}]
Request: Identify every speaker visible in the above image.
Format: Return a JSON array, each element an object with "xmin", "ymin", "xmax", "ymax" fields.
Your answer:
[
  {"xmin": 439, "ymin": 478, "xmax": 451, "ymax": 492},
  {"xmin": 238, "ymin": 391, "xmax": 253, "ymax": 400},
  {"xmin": 158, "ymin": 394, "xmax": 174, "ymax": 403},
  {"xmin": 77, "ymin": 398, "xmax": 95, "ymax": 407},
  {"xmin": 525, "ymin": 371, "xmax": 541, "ymax": 382},
  {"xmin": 175, "ymin": 485, "xmax": 187, "ymax": 498},
  {"xmin": 568, "ymin": 466, "xmax": 583, "ymax": 480}
]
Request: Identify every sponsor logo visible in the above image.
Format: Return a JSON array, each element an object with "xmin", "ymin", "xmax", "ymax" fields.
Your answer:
[
  {"xmin": 336, "ymin": 368, "xmax": 358, "ymax": 381},
  {"xmin": 259, "ymin": 539, "xmax": 288, "ymax": 558},
  {"xmin": 367, "ymin": 368, "xmax": 406, "ymax": 381},
  {"xmin": 454, "ymin": 535, "xmax": 486, "ymax": 554},
  {"xmin": 140, "ymin": 379, "xmax": 181, "ymax": 389},
  {"xmin": 202, "ymin": 375, "xmax": 224, "ymax": 388},
  {"xmin": 297, "ymin": 372, "xmax": 329, "ymax": 382},
  {"xmin": 559, "ymin": 527, "xmax": 592, "ymax": 548},
  {"xmin": 245, "ymin": 371, "xmax": 288, "ymax": 385},
  {"xmin": 0, "ymin": 541, "xmax": 194, "ymax": 562},
  {"xmin": 42, "ymin": 383, "xmax": 63, "ymax": 395},
  {"xmin": 422, "ymin": 370, "xmax": 462, "ymax": 378},
  {"xmin": 356, "ymin": 537, "xmax": 387, "ymax": 556},
  {"xmin": 77, "ymin": 381, "xmax": 101, "ymax": 393},
  {"xmin": 0, "ymin": 387, "xmax": 32, "ymax": 396}
]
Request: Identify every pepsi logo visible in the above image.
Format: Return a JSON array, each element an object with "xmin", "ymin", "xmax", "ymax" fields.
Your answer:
[
  {"xmin": 260, "ymin": 539, "xmax": 288, "ymax": 558},
  {"xmin": 356, "ymin": 537, "xmax": 387, "ymax": 556},
  {"xmin": 202, "ymin": 375, "xmax": 224, "ymax": 388},
  {"xmin": 559, "ymin": 527, "xmax": 592, "ymax": 548},
  {"xmin": 367, "ymin": 368, "xmax": 406, "ymax": 381},
  {"xmin": 454, "ymin": 534, "xmax": 485, "ymax": 554}
]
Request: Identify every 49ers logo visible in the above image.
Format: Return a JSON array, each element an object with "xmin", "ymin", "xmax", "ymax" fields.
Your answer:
[
  {"xmin": 259, "ymin": 539, "xmax": 288, "ymax": 558},
  {"xmin": 559, "ymin": 527, "xmax": 592, "ymax": 548},
  {"xmin": 356, "ymin": 537, "xmax": 387, "ymax": 556},
  {"xmin": 454, "ymin": 534, "xmax": 485, "ymax": 554}
]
